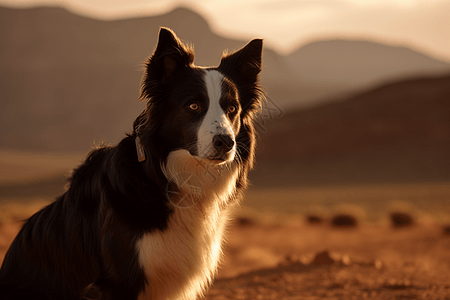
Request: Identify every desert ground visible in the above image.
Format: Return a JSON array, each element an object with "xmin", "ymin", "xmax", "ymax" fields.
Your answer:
[{"xmin": 1, "ymin": 149, "xmax": 450, "ymax": 299}]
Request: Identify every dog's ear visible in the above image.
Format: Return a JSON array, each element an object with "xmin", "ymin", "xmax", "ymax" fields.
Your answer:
[
  {"xmin": 218, "ymin": 39, "xmax": 263, "ymax": 115},
  {"xmin": 218, "ymin": 39, "xmax": 263, "ymax": 85},
  {"xmin": 141, "ymin": 28, "xmax": 194, "ymax": 98}
]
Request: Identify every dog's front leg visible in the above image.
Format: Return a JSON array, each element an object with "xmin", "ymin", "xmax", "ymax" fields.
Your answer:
[
  {"xmin": 81, "ymin": 277, "xmax": 141, "ymax": 300},
  {"xmin": 80, "ymin": 214, "xmax": 146, "ymax": 300},
  {"xmin": 81, "ymin": 283, "xmax": 102, "ymax": 300},
  {"xmin": 80, "ymin": 256, "xmax": 144, "ymax": 300}
]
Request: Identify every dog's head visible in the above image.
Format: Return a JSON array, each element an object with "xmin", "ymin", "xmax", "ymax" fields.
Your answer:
[{"xmin": 136, "ymin": 28, "xmax": 262, "ymax": 167}]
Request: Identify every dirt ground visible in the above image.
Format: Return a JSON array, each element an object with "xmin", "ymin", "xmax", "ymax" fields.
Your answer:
[
  {"xmin": 206, "ymin": 220, "xmax": 450, "ymax": 300},
  {"xmin": 1, "ymin": 149, "xmax": 449, "ymax": 299},
  {"xmin": 1, "ymin": 205, "xmax": 449, "ymax": 300}
]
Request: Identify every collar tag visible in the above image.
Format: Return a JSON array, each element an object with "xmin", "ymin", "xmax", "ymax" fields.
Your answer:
[{"xmin": 135, "ymin": 136, "xmax": 146, "ymax": 162}]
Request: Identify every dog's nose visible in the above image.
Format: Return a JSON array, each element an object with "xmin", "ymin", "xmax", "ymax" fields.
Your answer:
[{"xmin": 212, "ymin": 134, "xmax": 235, "ymax": 153}]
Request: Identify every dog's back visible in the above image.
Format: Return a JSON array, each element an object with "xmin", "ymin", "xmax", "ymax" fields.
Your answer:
[{"xmin": 0, "ymin": 148, "xmax": 109, "ymax": 299}]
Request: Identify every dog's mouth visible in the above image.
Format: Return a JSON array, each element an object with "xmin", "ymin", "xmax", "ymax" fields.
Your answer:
[
  {"xmin": 200, "ymin": 154, "xmax": 235, "ymax": 165},
  {"xmin": 206, "ymin": 156, "xmax": 231, "ymax": 165},
  {"xmin": 188, "ymin": 149, "xmax": 235, "ymax": 165},
  {"xmin": 187, "ymin": 141, "xmax": 236, "ymax": 165},
  {"xmin": 209, "ymin": 150, "xmax": 236, "ymax": 163}
]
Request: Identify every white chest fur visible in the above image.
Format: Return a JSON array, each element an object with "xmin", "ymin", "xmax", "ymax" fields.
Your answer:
[{"xmin": 137, "ymin": 150, "xmax": 239, "ymax": 300}]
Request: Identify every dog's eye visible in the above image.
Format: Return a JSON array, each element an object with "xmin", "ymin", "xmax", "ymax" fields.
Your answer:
[
  {"xmin": 189, "ymin": 103, "xmax": 199, "ymax": 111},
  {"xmin": 228, "ymin": 106, "xmax": 237, "ymax": 113}
]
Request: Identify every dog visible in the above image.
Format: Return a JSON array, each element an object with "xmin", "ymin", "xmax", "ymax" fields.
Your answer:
[{"xmin": 0, "ymin": 28, "xmax": 263, "ymax": 300}]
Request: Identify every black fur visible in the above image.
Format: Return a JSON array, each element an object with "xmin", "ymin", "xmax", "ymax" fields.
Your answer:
[{"xmin": 0, "ymin": 27, "xmax": 262, "ymax": 300}]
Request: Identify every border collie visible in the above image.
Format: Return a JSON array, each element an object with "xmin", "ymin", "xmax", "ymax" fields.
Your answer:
[{"xmin": 0, "ymin": 28, "xmax": 263, "ymax": 300}]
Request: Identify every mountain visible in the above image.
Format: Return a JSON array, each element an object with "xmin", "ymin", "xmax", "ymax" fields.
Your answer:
[
  {"xmin": 253, "ymin": 74, "xmax": 450, "ymax": 185},
  {"xmin": 0, "ymin": 5, "xmax": 340, "ymax": 151},
  {"xmin": 1, "ymin": 6, "xmax": 449, "ymax": 153},
  {"xmin": 0, "ymin": 6, "xmax": 294, "ymax": 98},
  {"xmin": 287, "ymin": 40, "xmax": 450, "ymax": 88},
  {"xmin": 0, "ymin": 6, "xmax": 290, "ymax": 151}
]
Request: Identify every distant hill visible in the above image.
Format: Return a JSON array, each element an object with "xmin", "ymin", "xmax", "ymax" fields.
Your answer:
[
  {"xmin": 0, "ymin": 6, "xmax": 309, "ymax": 152},
  {"xmin": 1, "ymin": 6, "xmax": 449, "ymax": 153},
  {"xmin": 253, "ymin": 74, "xmax": 450, "ymax": 185},
  {"xmin": 287, "ymin": 40, "xmax": 450, "ymax": 88}
]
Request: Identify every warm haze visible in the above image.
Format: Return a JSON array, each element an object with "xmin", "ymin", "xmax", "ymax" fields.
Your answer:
[
  {"xmin": 1, "ymin": 0, "xmax": 450, "ymax": 62},
  {"xmin": 1, "ymin": 1, "xmax": 450, "ymax": 299}
]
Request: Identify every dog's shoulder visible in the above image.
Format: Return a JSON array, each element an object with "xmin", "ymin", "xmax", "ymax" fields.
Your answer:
[{"xmin": 71, "ymin": 144, "xmax": 115, "ymax": 177}]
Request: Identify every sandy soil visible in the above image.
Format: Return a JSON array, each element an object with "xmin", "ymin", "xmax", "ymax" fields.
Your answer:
[
  {"xmin": 1, "ymin": 205, "xmax": 449, "ymax": 300},
  {"xmin": 208, "ymin": 221, "xmax": 450, "ymax": 300}
]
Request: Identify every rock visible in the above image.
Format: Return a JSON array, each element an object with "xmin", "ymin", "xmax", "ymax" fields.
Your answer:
[
  {"xmin": 311, "ymin": 251, "xmax": 336, "ymax": 265},
  {"xmin": 280, "ymin": 254, "xmax": 300, "ymax": 266},
  {"xmin": 341, "ymin": 254, "xmax": 351, "ymax": 266},
  {"xmin": 331, "ymin": 214, "xmax": 358, "ymax": 228},
  {"xmin": 390, "ymin": 212, "xmax": 414, "ymax": 228},
  {"xmin": 235, "ymin": 217, "xmax": 255, "ymax": 227},
  {"xmin": 374, "ymin": 259, "xmax": 383, "ymax": 269},
  {"xmin": 443, "ymin": 225, "xmax": 450, "ymax": 236},
  {"xmin": 306, "ymin": 214, "xmax": 323, "ymax": 224}
]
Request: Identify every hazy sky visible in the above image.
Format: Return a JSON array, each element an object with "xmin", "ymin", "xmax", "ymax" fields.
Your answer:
[{"xmin": 2, "ymin": 0, "xmax": 450, "ymax": 62}]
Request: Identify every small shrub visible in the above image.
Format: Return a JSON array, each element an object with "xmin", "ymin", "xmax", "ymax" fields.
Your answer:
[
  {"xmin": 443, "ymin": 225, "xmax": 450, "ymax": 236},
  {"xmin": 312, "ymin": 251, "xmax": 335, "ymax": 265},
  {"xmin": 306, "ymin": 214, "xmax": 323, "ymax": 224},
  {"xmin": 235, "ymin": 217, "xmax": 255, "ymax": 226},
  {"xmin": 331, "ymin": 214, "xmax": 358, "ymax": 228},
  {"xmin": 390, "ymin": 212, "xmax": 414, "ymax": 228}
]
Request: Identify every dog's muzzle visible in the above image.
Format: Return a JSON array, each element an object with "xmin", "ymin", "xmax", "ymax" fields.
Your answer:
[
  {"xmin": 209, "ymin": 134, "xmax": 235, "ymax": 162},
  {"xmin": 213, "ymin": 134, "xmax": 235, "ymax": 154}
]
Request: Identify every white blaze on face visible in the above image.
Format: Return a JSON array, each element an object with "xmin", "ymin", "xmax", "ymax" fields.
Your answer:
[{"xmin": 197, "ymin": 70, "xmax": 236, "ymax": 160}]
